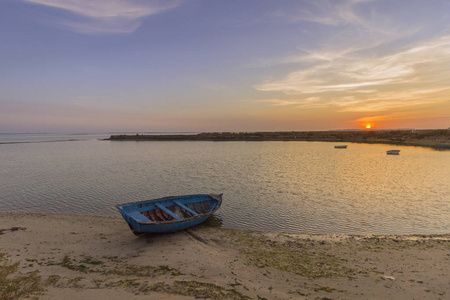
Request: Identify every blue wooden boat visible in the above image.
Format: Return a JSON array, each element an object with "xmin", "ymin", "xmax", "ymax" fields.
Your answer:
[{"xmin": 116, "ymin": 194, "xmax": 222, "ymax": 235}]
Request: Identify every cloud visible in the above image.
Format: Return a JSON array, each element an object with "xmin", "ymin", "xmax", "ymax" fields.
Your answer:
[
  {"xmin": 249, "ymin": 0, "xmax": 450, "ymax": 122},
  {"xmin": 248, "ymin": 97, "xmax": 330, "ymax": 109},
  {"xmin": 252, "ymin": 86, "xmax": 450, "ymax": 114},
  {"xmin": 353, "ymin": 109, "xmax": 450, "ymax": 124},
  {"xmin": 22, "ymin": 0, "xmax": 182, "ymax": 34},
  {"xmin": 268, "ymin": 0, "xmax": 386, "ymax": 34},
  {"xmin": 237, "ymin": 0, "xmax": 385, "ymax": 39},
  {"xmin": 335, "ymin": 87, "xmax": 450, "ymax": 112},
  {"xmin": 290, "ymin": 0, "xmax": 369, "ymax": 26},
  {"xmin": 253, "ymin": 35, "xmax": 450, "ymax": 114}
]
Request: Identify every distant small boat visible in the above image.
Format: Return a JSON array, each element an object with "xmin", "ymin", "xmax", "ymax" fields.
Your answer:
[
  {"xmin": 117, "ymin": 194, "xmax": 222, "ymax": 235},
  {"xmin": 334, "ymin": 145, "xmax": 347, "ymax": 149},
  {"xmin": 387, "ymin": 150, "xmax": 401, "ymax": 155}
]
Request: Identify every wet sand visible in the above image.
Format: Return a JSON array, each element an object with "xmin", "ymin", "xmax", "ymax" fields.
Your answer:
[{"xmin": 0, "ymin": 212, "xmax": 448, "ymax": 299}]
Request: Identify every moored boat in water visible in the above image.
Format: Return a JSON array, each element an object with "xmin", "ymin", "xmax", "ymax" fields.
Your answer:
[
  {"xmin": 387, "ymin": 150, "xmax": 401, "ymax": 155},
  {"xmin": 116, "ymin": 194, "xmax": 222, "ymax": 235}
]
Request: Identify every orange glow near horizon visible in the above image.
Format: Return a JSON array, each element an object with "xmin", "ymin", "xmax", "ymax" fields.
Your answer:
[{"xmin": 365, "ymin": 124, "xmax": 371, "ymax": 129}]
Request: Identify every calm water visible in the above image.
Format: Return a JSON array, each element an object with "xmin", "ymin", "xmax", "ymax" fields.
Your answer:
[{"xmin": 1, "ymin": 133, "xmax": 449, "ymax": 235}]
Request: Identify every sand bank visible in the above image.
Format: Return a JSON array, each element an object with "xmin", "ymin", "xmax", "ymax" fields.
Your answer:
[{"xmin": 0, "ymin": 212, "xmax": 448, "ymax": 299}]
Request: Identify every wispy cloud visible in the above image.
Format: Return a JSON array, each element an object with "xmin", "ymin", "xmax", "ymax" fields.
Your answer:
[
  {"xmin": 256, "ymin": 36, "xmax": 450, "ymax": 92},
  {"xmin": 267, "ymin": 0, "xmax": 397, "ymax": 38},
  {"xmin": 249, "ymin": 0, "xmax": 450, "ymax": 123},
  {"xmin": 252, "ymin": 0, "xmax": 422, "ymax": 70},
  {"xmin": 250, "ymin": 97, "xmax": 318, "ymax": 106},
  {"xmin": 335, "ymin": 89, "xmax": 450, "ymax": 112},
  {"xmin": 236, "ymin": 0, "xmax": 384, "ymax": 37},
  {"xmin": 353, "ymin": 109, "xmax": 450, "ymax": 124},
  {"xmin": 254, "ymin": 35, "xmax": 450, "ymax": 113},
  {"xmin": 285, "ymin": 0, "xmax": 372, "ymax": 26},
  {"xmin": 22, "ymin": 0, "xmax": 182, "ymax": 34}
]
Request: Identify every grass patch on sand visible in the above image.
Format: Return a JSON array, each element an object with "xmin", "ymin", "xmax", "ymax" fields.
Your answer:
[
  {"xmin": 58, "ymin": 255, "xmax": 182, "ymax": 277},
  {"xmin": 60, "ymin": 255, "xmax": 90, "ymax": 273},
  {"xmin": 225, "ymin": 230, "xmax": 354, "ymax": 278},
  {"xmin": 45, "ymin": 275, "xmax": 61, "ymax": 287},
  {"xmin": 106, "ymin": 264, "xmax": 183, "ymax": 277},
  {"xmin": 358, "ymin": 236, "xmax": 450, "ymax": 251},
  {"xmin": 146, "ymin": 280, "xmax": 251, "ymax": 300},
  {"xmin": 0, "ymin": 253, "xmax": 44, "ymax": 300}
]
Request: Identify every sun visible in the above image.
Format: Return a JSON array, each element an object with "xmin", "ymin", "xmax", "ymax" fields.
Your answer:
[{"xmin": 365, "ymin": 124, "xmax": 371, "ymax": 129}]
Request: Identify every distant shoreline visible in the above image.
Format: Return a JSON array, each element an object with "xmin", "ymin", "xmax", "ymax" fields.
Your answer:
[
  {"xmin": 0, "ymin": 139, "xmax": 84, "ymax": 145},
  {"xmin": 106, "ymin": 129, "xmax": 450, "ymax": 149}
]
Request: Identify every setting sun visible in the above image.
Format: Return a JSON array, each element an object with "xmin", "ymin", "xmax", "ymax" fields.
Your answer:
[{"xmin": 365, "ymin": 124, "xmax": 371, "ymax": 129}]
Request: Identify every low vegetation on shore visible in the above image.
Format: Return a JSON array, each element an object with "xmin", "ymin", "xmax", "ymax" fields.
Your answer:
[
  {"xmin": 107, "ymin": 129, "xmax": 450, "ymax": 148},
  {"xmin": 0, "ymin": 253, "xmax": 44, "ymax": 300},
  {"xmin": 1, "ymin": 213, "xmax": 449, "ymax": 299}
]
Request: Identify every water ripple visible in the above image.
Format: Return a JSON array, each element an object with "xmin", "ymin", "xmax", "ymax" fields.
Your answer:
[{"xmin": 0, "ymin": 139, "xmax": 449, "ymax": 234}]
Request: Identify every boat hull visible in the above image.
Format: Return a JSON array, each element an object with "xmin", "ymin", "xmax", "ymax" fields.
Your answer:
[
  {"xmin": 130, "ymin": 215, "xmax": 212, "ymax": 233},
  {"xmin": 387, "ymin": 150, "xmax": 401, "ymax": 155},
  {"xmin": 117, "ymin": 194, "xmax": 222, "ymax": 234}
]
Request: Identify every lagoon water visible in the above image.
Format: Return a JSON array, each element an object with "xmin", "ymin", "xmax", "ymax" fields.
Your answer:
[{"xmin": 1, "ymin": 133, "xmax": 449, "ymax": 235}]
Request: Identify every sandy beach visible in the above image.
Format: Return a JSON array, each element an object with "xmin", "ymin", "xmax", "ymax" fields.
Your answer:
[{"xmin": 0, "ymin": 212, "xmax": 448, "ymax": 299}]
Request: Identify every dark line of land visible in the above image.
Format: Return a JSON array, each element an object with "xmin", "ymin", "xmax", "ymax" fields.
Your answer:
[
  {"xmin": 0, "ymin": 139, "xmax": 85, "ymax": 145},
  {"xmin": 106, "ymin": 129, "xmax": 450, "ymax": 149}
]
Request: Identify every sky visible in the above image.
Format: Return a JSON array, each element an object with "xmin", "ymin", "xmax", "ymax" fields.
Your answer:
[{"xmin": 1, "ymin": 0, "xmax": 449, "ymax": 133}]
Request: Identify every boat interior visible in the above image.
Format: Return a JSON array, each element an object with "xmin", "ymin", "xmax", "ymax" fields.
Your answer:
[{"xmin": 140, "ymin": 200, "xmax": 212, "ymax": 222}]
